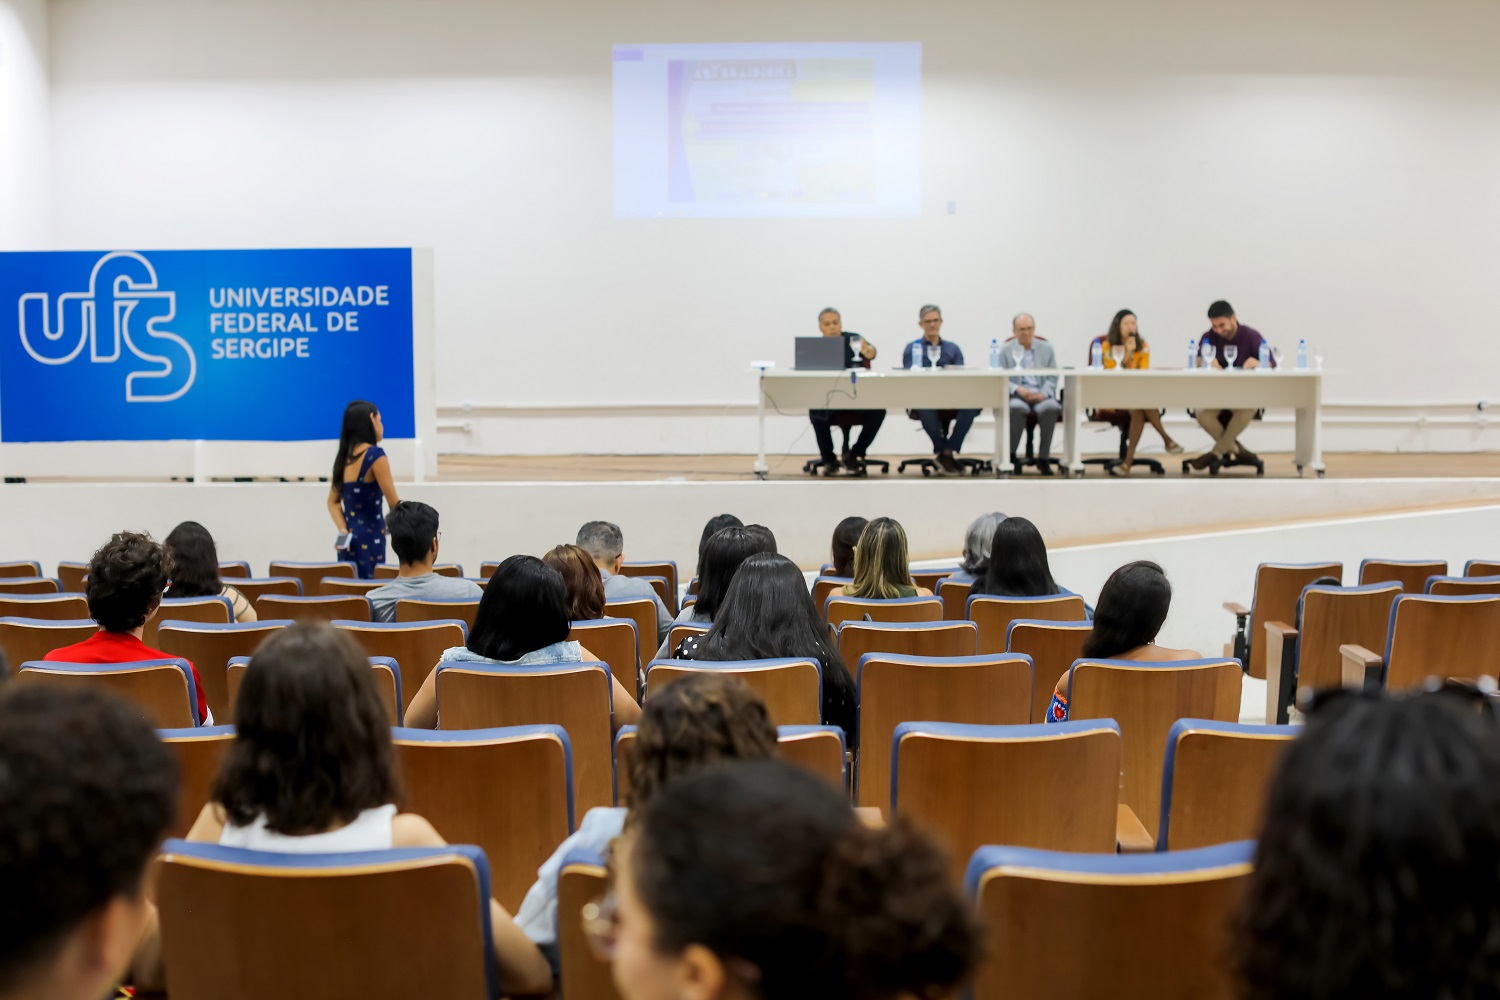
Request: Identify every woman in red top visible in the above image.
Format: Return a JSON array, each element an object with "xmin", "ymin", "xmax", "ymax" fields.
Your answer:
[{"xmin": 45, "ymin": 531, "xmax": 212, "ymax": 724}]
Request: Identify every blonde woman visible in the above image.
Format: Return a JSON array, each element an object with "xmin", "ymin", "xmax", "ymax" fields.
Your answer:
[{"xmin": 829, "ymin": 517, "xmax": 932, "ymax": 600}]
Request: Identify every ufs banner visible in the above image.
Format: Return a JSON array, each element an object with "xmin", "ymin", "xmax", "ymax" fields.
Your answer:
[{"xmin": 0, "ymin": 248, "xmax": 416, "ymax": 442}]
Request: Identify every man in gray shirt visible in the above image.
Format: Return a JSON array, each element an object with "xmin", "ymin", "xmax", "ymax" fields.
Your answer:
[
  {"xmin": 368, "ymin": 501, "xmax": 482, "ymax": 622},
  {"xmin": 576, "ymin": 520, "xmax": 672, "ymax": 643}
]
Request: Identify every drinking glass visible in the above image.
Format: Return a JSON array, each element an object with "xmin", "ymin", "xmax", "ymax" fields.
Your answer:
[
  {"xmin": 1271, "ymin": 346, "xmax": 1284, "ymax": 369},
  {"xmin": 926, "ymin": 344, "xmax": 941, "ymax": 368},
  {"xmin": 1110, "ymin": 344, "xmax": 1125, "ymax": 367},
  {"xmin": 1224, "ymin": 344, "xmax": 1238, "ymax": 368},
  {"xmin": 1012, "ymin": 346, "xmax": 1026, "ymax": 369},
  {"xmin": 1200, "ymin": 342, "xmax": 1216, "ymax": 369},
  {"xmin": 1314, "ymin": 350, "xmax": 1325, "ymax": 371}
]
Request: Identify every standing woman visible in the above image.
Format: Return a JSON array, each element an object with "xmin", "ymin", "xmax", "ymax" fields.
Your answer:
[
  {"xmin": 1088, "ymin": 310, "xmax": 1182, "ymax": 475},
  {"xmin": 326, "ymin": 400, "xmax": 399, "ymax": 578}
]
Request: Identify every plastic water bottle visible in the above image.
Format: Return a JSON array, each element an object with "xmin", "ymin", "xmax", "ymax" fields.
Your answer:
[
  {"xmin": 910, "ymin": 340, "xmax": 921, "ymax": 369},
  {"xmin": 1258, "ymin": 341, "xmax": 1270, "ymax": 370},
  {"xmin": 1091, "ymin": 341, "xmax": 1103, "ymax": 369},
  {"xmin": 1297, "ymin": 339, "xmax": 1308, "ymax": 370},
  {"xmin": 990, "ymin": 339, "xmax": 1000, "ymax": 370},
  {"xmin": 1188, "ymin": 340, "xmax": 1198, "ymax": 369}
]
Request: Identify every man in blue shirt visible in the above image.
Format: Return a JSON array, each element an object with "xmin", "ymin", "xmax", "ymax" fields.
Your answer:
[{"xmin": 905, "ymin": 304, "xmax": 977, "ymax": 475}]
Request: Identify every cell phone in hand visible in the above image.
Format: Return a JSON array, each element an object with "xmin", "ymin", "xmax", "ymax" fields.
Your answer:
[{"xmin": 335, "ymin": 532, "xmax": 353, "ymax": 551}]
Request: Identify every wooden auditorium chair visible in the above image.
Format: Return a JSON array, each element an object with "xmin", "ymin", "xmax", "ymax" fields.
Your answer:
[
  {"xmin": 1157, "ymin": 718, "xmax": 1298, "ymax": 851},
  {"xmin": 229, "ymin": 576, "xmax": 302, "ymax": 612},
  {"xmin": 56, "ymin": 561, "xmax": 89, "ymax": 593},
  {"xmin": 968, "ymin": 593, "xmax": 1087, "ymax": 654},
  {"xmin": 157, "ymin": 725, "xmax": 236, "ymax": 839},
  {"xmin": 375, "ymin": 563, "xmax": 465, "ymax": 579},
  {"xmin": 257, "ymin": 594, "xmax": 372, "ymax": 623},
  {"xmin": 811, "ymin": 575, "xmax": 853, "ymax": 618},
  {"xmin": 266, "ymin": 560, "xmax": 356, "ymax": 596},
  {"xmin": 0, "ymin": 576, "xmax": 62, "ymax": 595},
  {"xmin": 334, "ymin": 619, "xmax": 468, "ymax": 716},
  {"xmin": 0, "ymin": 617, "xmax": 98, "ymax": 672},
  {"xmin": 18, "ymin": 659, "xmax": 201, "ymax": 728},
  {"xmin": 1261, "ymin": 581, "xmax": 1399, "ymax": 723},
  {"xmin": 0, "ymin": 560, "xmax": 42, "ymax": 578},
  {"xmin": 1223, "ymin": 561, "xmax": 1343, "ymax": 679},
  {"xmin": 142, "ymin": 595, "xmax": 233, "ymax": 647},
  {"xmin": 614, "ymin": 724, "xmax": 849, "ymax": 805},
  {"xmin": 604, "ymin": 599, "xmax": 657, "ymax": 672},
  {"xmin": 155, "ymin": 620, "xmax": 292, "ymax": 720},
  {"xmin": 937, "ymin": 577, "xmax": 974, "ymax": 619},
  {"xmin": 319, "ymin": 577, "xmax": 385, "ymax": 598},
  {"xmin": 1005, "ymin": 619, "xmax": 1093, "ymax": 723},
  {"xmin": 228, "ymin": 655, "xmax": 401, "ymax": 722},
  {"xmin": 557, "ymin": 847, "xmax": 620, "ymax": 1000},
  {"xmin": 1340, "ymin": 593, "xmax": 1500, "ymax": 692},
  {"xmin": 0, "ymin": 593, "xmax": 89, "ymax": 621},
  {"xmin": 645, "ymin": 658, "xmax": 822, "ymax": 726},
  {"xmin": 1426, "ymin": 574, "xmax": 1500, "ymax": 597},
  {"xmin": 836, "ymin": 620, "xmax": 978, "ymax": 665},
  {"xmin": 1357, "ymin": 557, "xmax": 1448, "ymax": 592},
  {"xmin": 568, "ymin": 617, "xmax": 640, "ymax": 697},
  {"xmin": 824, "ymin": 594, "xmax": 943, "ymax": 628},
  {"xmin": 1466, "ymin": 559, "xmax": 1500, "ymax": 578},
  {"xmin": 396, "ymin": 598, "xmax": 482, "ymax": 630}
]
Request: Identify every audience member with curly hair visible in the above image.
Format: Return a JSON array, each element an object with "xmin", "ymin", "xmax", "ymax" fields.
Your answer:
[
  {"xmin": 1237, "ymin": 687, "xmax": 1500, "ymax": 998},
  {"xmin": 45, "ymin": 531, "xmax": 213, "ymax": 724},
  {"xmin": 0, "ymin": 685, "xmax": 177, "ymax": 1000},
  {"xmin": 608, "ymin": 758, "xmax": 981, "ymax": 1000}
]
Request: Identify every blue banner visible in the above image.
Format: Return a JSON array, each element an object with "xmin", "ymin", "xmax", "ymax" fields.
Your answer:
[{"xmin": 0, "ymin": 248, "xmax": 416, "ymax": 442}]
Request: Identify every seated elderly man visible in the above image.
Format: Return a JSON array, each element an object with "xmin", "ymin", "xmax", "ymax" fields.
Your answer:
[
  {"xmin": 575, "ymin": 520, "xmax": 672, "ymax": 643},
  {"xmin": 998, "ymin": 313, "xmax": 1061, "ymax": 475}
]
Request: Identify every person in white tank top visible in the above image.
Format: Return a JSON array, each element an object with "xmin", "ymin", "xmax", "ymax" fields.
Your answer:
[{"xmin": 131, "ymin": 623, "xmax": 552, "ymax": 997}]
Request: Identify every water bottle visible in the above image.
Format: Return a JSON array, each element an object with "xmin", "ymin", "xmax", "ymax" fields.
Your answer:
[
  {"xmin": 990, "ymin": 339, "xmax": 1000, "ymax": 370},
  {"xmin": 1297, "ymin": 339, "xmax": 1308, "ymax": 370},
  {"xmin": 910, "ymin": 340, "xmax": 921, "ymax": 369},
  {"xmin": 1091, "ymin": 341, "xmax": 1103, "ymax": 369},
  {"xmin": 1258, "ymin": 341, "xmax": 1270, "ymax": 369},
  {"xmin": 1188, "ymin": 339, "xmax": 1198, "ymax": 369}
]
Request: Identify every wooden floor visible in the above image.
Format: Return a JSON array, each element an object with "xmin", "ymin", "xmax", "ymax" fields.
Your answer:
[{"xmin": 434, "ymin": 452, "xmax": 1500, "ymax": 482}]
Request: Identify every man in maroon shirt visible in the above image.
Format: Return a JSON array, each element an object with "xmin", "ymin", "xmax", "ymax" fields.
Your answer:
[
  {"xmin": 1185, "ymin": 300, "xmax": 1276, "ymax": 472},
  {"xmin": 45, "ymin": 531, "xmax": 212, "ymax": 724}
]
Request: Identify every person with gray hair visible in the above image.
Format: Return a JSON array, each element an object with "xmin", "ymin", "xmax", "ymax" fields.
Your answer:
[
  {"xmin": 999, "ymin": 312, "xmax": 1062, "ymax": 474},
  {"xmin": 807, "ymin": 307, "xmax": 884, "ymax": 476},
  {"xmin": 576, "ymin": 520, "xmax": 671, "ymax": 642},
  {"xmin": 948, "ymin": 511, "xmax": 1007, "ymax": 585},
  {"xmin": 903, "ymin": 304, "xmax": 977, "ymax": 475}
]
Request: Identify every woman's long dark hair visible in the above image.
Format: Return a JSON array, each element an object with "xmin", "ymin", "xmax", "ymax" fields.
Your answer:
[
  {"xmin": 1081, "ymin": 561, "xmax": 1170, "ymax": 658},
  {"xmin": 214, "ymin": 623, "xmax": 399, "ymax": 835},
  {"xmin": 976, "ymin": 517, "xmax": 1057, "ymax": 597},
  {"xmin": 693, "ymin": 526, "xmax": 772, "ymax": 622},
  {"xmin": 694, "ymin": 513, "xmax": 744, "ymax": 582},
  {"xmin": 467, "ymin": 555, "xmax": 571, "ymax": 661},
  {"xmin": 697, "ymin": 553, "xmax": 858, "ymax": 743},
  {"xmin": 830, "ymin": 516, "xmax": 867, "ymax": 578},
  {"xmin": 331, "ymin": 400, "xmax": 379, "ymax": 493},
  {"xmin": 1106, "ymin": 309, "xmax": 1137, "ymax": 348},
  {"xmin": 163, "ymin": 521, "xmax": 221, "ymax": 599}
]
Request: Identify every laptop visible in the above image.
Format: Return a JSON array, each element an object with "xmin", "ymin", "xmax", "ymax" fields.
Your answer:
[{"xmin": 794, "ymin": 336, "xmax": 848, "ymax": 371}]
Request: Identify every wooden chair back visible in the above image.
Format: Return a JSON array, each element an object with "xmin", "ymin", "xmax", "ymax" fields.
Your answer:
[
  {"xmin": 569, "ymin": 618, "xmax": 640, "ymax": 696},
  {"xmin": 969, "ymin": 594, "xmax": 1087, "ymax": 654},
  {"xmin": 156, "ymin": 621, "xmax": 290, "ymax": 721},
  {"xmin": 1427, "ymin": 575, "xmax": 1500, "ymax": 597},
  {"xmin": 938, "ymin": 578, "xmax": 974, "ymax": 619},
  {"xmin": 0, "ymin": 577, "xmax": 60, "ymax": 595},
  {"xmin": 968, "ymin": 842, "xmax": 1253, "ymax": 1000},
  {"xmin": 479, "ymin": 560, "xmax": 503, "ymax": 580},
  {"xmin": 1284, "ymin": 584, "xmax": 1399, "ymax": 693},
  {"xmin": 375, "ymin": 563, "xmax": 464, "ymax": 579},
  {"xmin": 18, "ymin": 659, "xmax": 198, "ymax": 728},
  {"xmin": 266, "ymin": 560, "xmax": 356, "ymax": 597},
  {"xmin": 436, "ymin": 662, "xmax": 614, "ymax": 813},
  {"xmin": 615, "ymin": 724, "xmax": 848, "ymax": 805},
  {"xmin": 664, "ymin": 623, "xmax": 709, "ymax": 658},
  {"xmin": 912, "ymin": 567, "xmax": 960, "ymax": 593},
  {"xmin": 1358, "ymin": 558, "xmax": 1448, "ymax": 592},
  {"xmin": 56, "ymin": 561, "xmax": 89, "ymax": 593},
  {"xmin": 142, "ymin": 596, "xmax": 232, "ymax": 647},
  {"xmin": 0, "ymin": 560, "xmax": 41, "ymax": 578},
  {"xmin": 229, "ymin": 656, "xmax": 400, "ymax": 722},
  {"xmin": 646, "ymin": 659, "xmax": 822, "ymax": 726},
  {"xmin": 155, "ymin": 842, "xmax": 493, "ymax": 1000},
  {"xmin": 158, "ymin": 726, "xmax": 236, "ymax": 839},
  {"xmin": 1242, "ymin": 562, "xmax": 1343, "ymax": 679},
  {"xmin": 232, "ymin": 577, "xmax": 303, "ymax": 611},
  {"xmin": 0, "ymin": 594, "xmax": 89, "ymax": 621},
  {"xmin": 1385, "ymin": 595, "xmax": 1500, "ymax": 690},
  {"xmin": 1467, "ymin": 559, "xmax": 1500, "ymax": 578},
  {"xmin": 812, "ymin": 576, "xmax": 852, "ymax": 618},
  {"xmin": 896, "ymin": 721, "xmax": 1121, "ymax": 876},
  {"xmin": 0, "ymin": 618, "xmax": 97, "ymax": 671},
  {"xmin": 334, "ymin": 620, "xmax": 467, "ymax": 715},
  {"xmin": 256, "ymin": 594, "xmax": 371, "ymax": 624},
  {"xmin": 1068, "ymin": 658, "xmax": 1243, "ymax": 845},
  {"xmin": 604, "ymin": 599, "xmax": 657, "ymax": 668},
  {"xmin": 217, "ymin": 561, "xmax": 252, "ymax": 579},
  {"xmin": 320, "ymin": 577, "xmax": 385, "ymax": 597},
  {"xmin": 825, "ymin": 595, "xmax": 943, "ymax": 628},
  {"xmin": 1005, "ymin": 620, "xmax": 1093, "ymax": 723},
  {"xmin": 395, "ymin": 599, "xmax": 481, "ymax": 630},
  {"xmin": 558, "ymin": 852, "xmax": 620, "ymax": 1000},
  {"xmin": 837, "ymin": 620, "xmax": 978, "ymax": 666},
  {"xmin": 622, "ymin": 560, "xmax": 678, "ymax": 597},
  {"xmin": 855, "ymin": 653, "xmax": 1032, "ymax": 809},
  {"xmin": 393, "ymin": 725, "xmax": 573, "ymax": 912},
  {"xmin": 1159, "ymin": 720, "xmax": 1298, "ymax": 851}
]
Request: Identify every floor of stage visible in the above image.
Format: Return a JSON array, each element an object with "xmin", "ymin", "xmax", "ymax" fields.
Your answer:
[{"xmin": 433, "ymin": 451, "xmax": 1498, "ymax": 483}]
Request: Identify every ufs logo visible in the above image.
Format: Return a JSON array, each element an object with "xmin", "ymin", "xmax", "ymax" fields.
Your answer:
[{"xmin": 17, "ymin": 250, "xmax": 196, "ymax": 402}]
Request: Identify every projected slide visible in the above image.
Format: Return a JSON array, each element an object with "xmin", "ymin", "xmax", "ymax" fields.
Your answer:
[{"xmin": 613, "ymin": 42, "xmax": 921, "ymax": 218}]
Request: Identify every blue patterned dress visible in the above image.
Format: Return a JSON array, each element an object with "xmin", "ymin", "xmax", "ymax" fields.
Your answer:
[{"xmin": 339, "ymin": 445, "xmax": 387, "ymax": 579}]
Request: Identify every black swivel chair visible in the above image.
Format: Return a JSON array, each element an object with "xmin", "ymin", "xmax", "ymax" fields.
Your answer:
[
  {"xmin": 802, "ymin": 414, "xmax": 890, "ymax": 478},
  {"xmin": 1183, "ymin": 409, "xmax": 1266, "ymax": 476},
  {"xmin": 898, "ymin": 411, "xmax": 994, "ymax": 477},
  {"xmin": 1081, "ymin": 409, "xmax": 1166, "ymax": 476}
]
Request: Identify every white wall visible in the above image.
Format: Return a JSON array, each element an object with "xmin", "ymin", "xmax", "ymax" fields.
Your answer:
[
  {"xmin": 32, "ymin": 0, "xmax": 1500, "ymax": 456},
  {"xmin": 0, "ymin": 0, "xmax": 48, "ymax": 247}
]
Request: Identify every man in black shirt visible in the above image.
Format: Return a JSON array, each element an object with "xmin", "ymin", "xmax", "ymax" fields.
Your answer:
[{"xmin": 807, "ymin": 307, "xmax": 884, "ymax": 475}]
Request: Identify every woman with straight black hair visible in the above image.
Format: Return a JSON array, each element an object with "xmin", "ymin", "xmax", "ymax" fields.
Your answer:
[
  {"xmin": 972, "ymin": 517, "xmax": 1090, "ymax": 614},
  {"xmin": 132, "ymin": 622, "xmax": 553, "ymax": 996},
  {"xmin": 657, "ymin": 526, "xmax": 775, "ymax": 660},
  {"xmin": 1045, "ymin": 560, "xmax": 1197, "ymax": 723},
  {"xmin": 677, "ymin": 553, "xmax": 858, "ymax": 744},
  {"xmin": 325, "ymin": 400, "xmax": 399, "ymax": 578},
  {"xmin": 1238, "ymin": 689, "xmax": 1500, "ymax": 998},
  {"xmin": 829, "ymin": 515, "xmax": 867, "ymax": 578},
  {"xmin": 163, "ymin": 521, "xmax": 256, "ymax": 622},
  {"xmin": 403, "ymin": 555, "xmax": 640, "ymax": 729},
  {"xmin": 605, "ymin": 759, "xmax": 980, "ymax": 1000}
]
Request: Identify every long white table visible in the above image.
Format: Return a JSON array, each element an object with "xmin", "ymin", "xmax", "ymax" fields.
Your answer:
[{"xmin": 756, "ymin": 367, "xmax": 1325, "ymax": 478}]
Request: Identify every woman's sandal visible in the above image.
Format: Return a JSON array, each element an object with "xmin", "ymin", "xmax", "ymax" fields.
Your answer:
[{"xmin": 1165, "ymin": 440, "xmax": 1185, "ymax": 455}]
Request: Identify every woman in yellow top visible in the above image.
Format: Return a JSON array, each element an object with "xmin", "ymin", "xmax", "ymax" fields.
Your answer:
[{"xmin": 1089, "ymin": 309, "xmax": 1183, "ymax": 475}]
